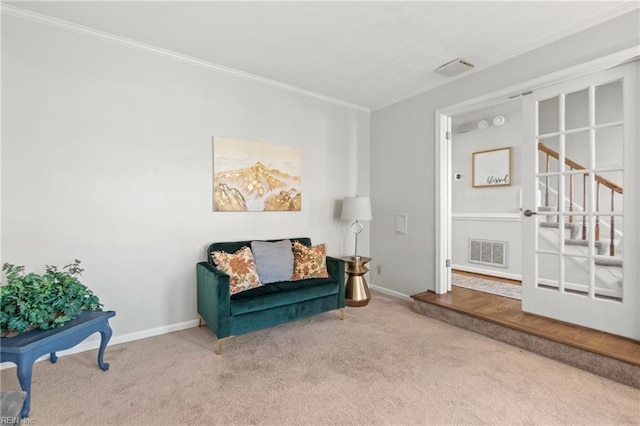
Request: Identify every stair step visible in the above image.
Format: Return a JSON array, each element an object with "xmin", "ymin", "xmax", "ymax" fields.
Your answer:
[
  {"xmin": 412, "ymin": 289, "xmax": 640, "ymax": 389},
  {"xmin": 594, "ymin": 257, "xmax": 623, "ymax": 267},
  {"xmin": 537, "ymin": 206, "xmax": 558, "ymax": 223},
  {"xmin": 539, "ymin": 221, "xmax": 581, "ymax": 239},
  {"xmin": 565, "ymin": 239, "xmax": 609, "ymax": 255}
]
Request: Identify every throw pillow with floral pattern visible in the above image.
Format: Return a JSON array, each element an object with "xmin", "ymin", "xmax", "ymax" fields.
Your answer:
[
  {"xmin": 291, "ymin": 241, "xmax": 329, "ymax": 280},
  {"xmin": 212, "ymin": 246, "xmax": 262, "ymax": 294}
]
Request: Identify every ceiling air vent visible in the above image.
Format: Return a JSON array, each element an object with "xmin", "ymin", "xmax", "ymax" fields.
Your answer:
[{"xmin": 435, "ymin": 58, "xmax": 474, "ymax": 77}]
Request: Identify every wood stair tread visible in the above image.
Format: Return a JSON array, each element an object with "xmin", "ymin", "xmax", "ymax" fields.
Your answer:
[{"xmin": 411, "ymin": 287, "xmax": 640, "ymax": 366}]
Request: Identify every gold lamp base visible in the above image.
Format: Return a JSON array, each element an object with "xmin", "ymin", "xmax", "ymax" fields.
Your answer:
[{"xmin": 342, "ymin": 256, "xmax": 371, "ymax": 307}]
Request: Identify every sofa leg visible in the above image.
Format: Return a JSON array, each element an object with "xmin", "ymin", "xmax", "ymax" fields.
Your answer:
[
  {"xmin": 216, "ymin": 337, "xmax": 233, "ymax": 355},
  {"xmin": 337, "ymin": 308, "xmax": 344, "ymax": 320}
]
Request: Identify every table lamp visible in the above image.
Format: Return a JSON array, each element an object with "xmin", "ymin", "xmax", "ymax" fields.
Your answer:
[{"xmin": 341, "ymin": 195, "xmax": 372, "ymax": 259}]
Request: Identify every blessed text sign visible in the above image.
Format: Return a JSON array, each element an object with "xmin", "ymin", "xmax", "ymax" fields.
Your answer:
[{"xmin": 472, "ymin": 147, "xmax": 512, "ymax": 188}]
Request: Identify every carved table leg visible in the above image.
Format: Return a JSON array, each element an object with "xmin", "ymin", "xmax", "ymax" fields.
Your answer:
[
  {"xmin": 97, "ymin": 320, "xmax": 113, "ymax": 371},
  {"xmin": 16, "ymin": 355, "xmax": 35, "ymax": 418}
]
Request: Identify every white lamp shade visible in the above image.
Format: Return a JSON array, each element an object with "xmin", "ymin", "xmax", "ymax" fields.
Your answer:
[{"xmin": 341, "ymin": 197, "xmax": 372, "ymax": 221}]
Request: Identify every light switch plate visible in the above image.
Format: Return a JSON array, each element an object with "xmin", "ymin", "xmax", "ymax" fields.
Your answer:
[{"xmin": 395, "ymin": 214, "xmax": 408, "ymax": 235}]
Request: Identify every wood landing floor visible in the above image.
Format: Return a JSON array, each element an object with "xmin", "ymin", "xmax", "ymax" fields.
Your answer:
[{"xmin": 412, "ymin": 286, "xmax": 640, "ymax": 367}]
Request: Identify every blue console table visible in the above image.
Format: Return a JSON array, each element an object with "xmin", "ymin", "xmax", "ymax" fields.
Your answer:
[{"xmin": 0, "ymin": 310, "xmax": 115, "ymax": 418}]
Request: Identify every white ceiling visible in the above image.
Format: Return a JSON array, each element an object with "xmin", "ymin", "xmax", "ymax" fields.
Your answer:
[{"xmin": 4, "ymin": 1, "xmax": 637, "ymax": 110}]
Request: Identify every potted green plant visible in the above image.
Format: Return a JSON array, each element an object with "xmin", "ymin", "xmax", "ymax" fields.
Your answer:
[{"xmin": 1, "ymin": 259, "xmax": 103, "ymax": 337}]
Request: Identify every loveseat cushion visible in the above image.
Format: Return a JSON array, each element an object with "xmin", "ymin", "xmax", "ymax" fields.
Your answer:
[
  {"xmin": 211, "ymin": 247, "xmax": 262, "ymax": 295},
  {"xmin": 208, "ymin": 238, "xmax": 311, "ymax": 264},
  {"xmin": 230, "ymin": 278, "xmax": 339, "ymax": 315},
  {"xmin": 291, "ymin": 241, "xmax": 329, "ymax": 280},
  {"xmin": 251, "ymin": 239, "xmax": 294, "ymax": 284}
]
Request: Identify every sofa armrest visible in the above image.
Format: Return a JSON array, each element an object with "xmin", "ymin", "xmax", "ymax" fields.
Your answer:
[
  {"xmin": 196, "ymin": 262, "xmax": 232, "ymax": 338},
  {"xmin": 326, "ymin": 256, "xmax": 346, "ymax": 308}
]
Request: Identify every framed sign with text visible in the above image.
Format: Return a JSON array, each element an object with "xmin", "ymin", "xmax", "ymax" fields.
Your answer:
[{"xmin": 472, "ymin": 147, "xmax": 512, "ymax": 188}]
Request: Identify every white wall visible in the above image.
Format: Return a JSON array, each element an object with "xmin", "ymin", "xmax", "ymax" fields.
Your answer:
[
  {"xmin": 452, "ymin": 107, "xmax": 522, "ymax": 214},
  {"xmin": 1, "ymin": 15, "xmax": 370, "ymax": 338},
  {"xmin": 370, "ymin": 10, "xmax": 639, "ymax": 297}
]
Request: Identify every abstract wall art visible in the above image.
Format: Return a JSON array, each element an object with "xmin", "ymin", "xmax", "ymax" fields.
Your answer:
[{"xmin": 212, "ymin": 136, "xmax": 302, "ymax": 212}]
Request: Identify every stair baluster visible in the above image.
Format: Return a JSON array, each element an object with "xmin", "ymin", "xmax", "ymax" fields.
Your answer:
[
  {"xmin": 568, "ymin": 171, "xmax": 574, "ymax": 223},
  {"xmin": 595, "ymin": 182, "xmax": 600, "ymax": 241},
  {"xmin": 582, "ymin": 174, "xmax": 587, "ymax": 240},
  {"xmin": 544, "ymin": 151, "xmax": 550, "ymax": 208},
  {"xmin": 610, "ymin": 190, "xmax": 616, "ymax": 256},
  {"xmin": 537, "ymin": 142, "xmax": 622, "ymax": 259}
]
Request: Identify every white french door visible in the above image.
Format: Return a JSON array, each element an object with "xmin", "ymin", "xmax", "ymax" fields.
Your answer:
[{"xmin": 521, "ymin": 61, "xmax": 639, "ymax": 339}]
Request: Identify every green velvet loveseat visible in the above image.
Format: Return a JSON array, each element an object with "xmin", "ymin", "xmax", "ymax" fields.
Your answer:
[{"xmin": 196, "ymin": 238, "xmax": 345, "ymax": 354}]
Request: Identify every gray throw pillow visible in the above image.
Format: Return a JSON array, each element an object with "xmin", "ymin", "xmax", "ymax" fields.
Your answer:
[{"xmin": 251, "ymin": 239, "xmax": 294, "ymax": 284}]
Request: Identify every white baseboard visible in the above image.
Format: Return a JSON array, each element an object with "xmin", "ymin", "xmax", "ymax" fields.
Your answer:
[
  {"xmin": 1, "ymin": 318, "xmax": 199, "ymax": 370},
  {"xmin": 451, "ymin": 264, "xmax": 522, "ymax": 282},
  {"xmin": 109, "ymin": 319, "xmax": 200, "ymax": 347},
  {"xmin": 370, "ymin": 284, "xmax": 412, "ymax": 301}
]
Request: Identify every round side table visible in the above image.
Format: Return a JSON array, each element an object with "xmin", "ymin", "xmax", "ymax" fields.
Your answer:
[{"xmin": 342, "ymin": 256, "xmax": 371, "ymax": 307}]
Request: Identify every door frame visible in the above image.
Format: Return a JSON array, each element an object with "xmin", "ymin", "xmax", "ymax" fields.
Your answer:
[{"xmin": 434, "ymin": 46, "xmax": 640, "ymax": 295}]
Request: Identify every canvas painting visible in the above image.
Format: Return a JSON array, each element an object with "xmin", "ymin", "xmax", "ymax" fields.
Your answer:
[{"xmin": 213, "ymin": 136, "xmax": 302, "ymax": 212}]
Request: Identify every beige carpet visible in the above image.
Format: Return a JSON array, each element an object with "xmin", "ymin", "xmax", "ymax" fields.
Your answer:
[{"xmin": 2, "ymin": 292, "xmax": 639, "ymax": 425}]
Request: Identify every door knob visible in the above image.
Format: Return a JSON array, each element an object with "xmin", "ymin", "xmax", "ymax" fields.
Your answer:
[{"xmin": 523, "ymin": 209, "xmax": 537, "ymax": 217}]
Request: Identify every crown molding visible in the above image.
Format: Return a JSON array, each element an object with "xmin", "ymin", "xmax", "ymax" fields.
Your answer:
[
  {"xmin": 374, "ymin": 1, "xmax": 640, "ymax": 111},
  {"xmin": 1, "ymin": 4, "xmax": 370, "ymax": 113}
]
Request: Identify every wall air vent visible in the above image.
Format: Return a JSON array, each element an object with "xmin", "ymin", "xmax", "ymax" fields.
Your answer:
[
  {"xmin": 469, "ymin": 238, "xmax": 508, "ymax": 268},
  {"xmin": 435, "ymin": 58, "xmax": 474, "ymax": 77}
]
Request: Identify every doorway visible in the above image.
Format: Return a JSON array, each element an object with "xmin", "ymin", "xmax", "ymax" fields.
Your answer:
[
  {"xmin": 435, "ymin": 48, "xmax": 640, "ymax": 339},
  {"xmin": 449, "ymin": 101, "xmax": 523, "ymax": 299}
]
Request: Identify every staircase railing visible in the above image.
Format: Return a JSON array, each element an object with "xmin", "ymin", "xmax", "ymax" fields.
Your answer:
[{"xmin": 538, "ymin": 142, "xmax": 623, "ymax": 256}]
